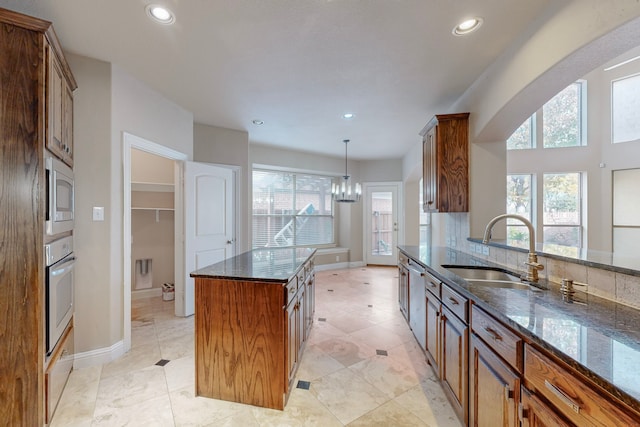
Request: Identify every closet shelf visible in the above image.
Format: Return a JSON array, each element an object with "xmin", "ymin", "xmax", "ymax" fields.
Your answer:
[{"xmin": 131, "ymin": 182, "xmax": 174, "ymax": 193}]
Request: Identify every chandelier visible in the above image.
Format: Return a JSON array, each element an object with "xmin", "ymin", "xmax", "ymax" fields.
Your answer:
[{"xmin": 332, "ymin": 139, "xmax": 361, "ymax": 203}]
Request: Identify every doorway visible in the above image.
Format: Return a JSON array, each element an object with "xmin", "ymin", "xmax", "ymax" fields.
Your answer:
[
  {"xmin": 123, "ymin": 133, "xmax": 187, "ymax": 352},
  {"xmin": 363, "ymin": 182, "xmax": 402, "ymax": 266}
]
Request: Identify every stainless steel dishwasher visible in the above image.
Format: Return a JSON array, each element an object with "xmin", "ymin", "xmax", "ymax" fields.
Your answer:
[{"xmin": 407, "ymin": 259, "xmax": 427, "ymax": 350}]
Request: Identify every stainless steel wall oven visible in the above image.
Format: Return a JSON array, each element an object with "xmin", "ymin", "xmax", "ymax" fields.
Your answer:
[{"xmin": 45, "ymin": 236, "xmax": 75, "ymax": 355}]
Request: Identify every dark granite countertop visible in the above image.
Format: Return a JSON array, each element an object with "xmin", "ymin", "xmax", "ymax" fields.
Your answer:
[
  {"xmin": 190, "ymin": 247, "xmax": 316, "ymax": 283},
  {"xmin": 398, "ymin": 245, "xmax": 640, "ymax": 412}
]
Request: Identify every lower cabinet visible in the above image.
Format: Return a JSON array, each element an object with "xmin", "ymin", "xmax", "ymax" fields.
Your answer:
[
  {"xmin": 523, "ymin": 344, "xmax": 640, "ymax": 427},
  {"xmin": 440, "ymin": 304, "xmax": 468, "ymax": 424},
  {"xmin": 470, "ymin": 333, "xmax": 520, "ymax": 427},
  {"xmin": 425, "ymin": 289, "xmax": 441, "ymax": 373},
  {"xmin": 398, "ymin": 254, "xmax": 409, "ymax": 321},
  {"xmin": 45, "ymin": 320, "xmax": 74, "ymax": 424},
  {"xmin": 520, "ymin": 386, "xmax": 573, "ymax": 427}
]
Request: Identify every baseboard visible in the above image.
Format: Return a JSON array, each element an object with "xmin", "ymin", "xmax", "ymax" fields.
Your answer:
[
  {"xmin": 349, "ymin": 261, "xmax": 366, "ymax": 268},
  {"xmin": 132, "ymin": 287, "xmax": 162, "ymax": 300},
  {"xmin": 73, "ymin": 339, "xmax": 126, "ymax": 369},
  {"xmin": 315, "ymin": 261, "xmax": 350, "ymax": 271}
]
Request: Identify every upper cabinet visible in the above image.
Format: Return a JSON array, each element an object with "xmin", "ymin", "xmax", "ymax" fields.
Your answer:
[
  {"xmin": 420, "ymin": 113, "xmax": 470, "ymax": 212},
  {"xmin": 46, "ymin": 37, "xmax": 77, "ymax": 166}
]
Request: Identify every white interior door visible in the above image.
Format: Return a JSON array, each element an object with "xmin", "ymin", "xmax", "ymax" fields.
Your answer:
[
  {"xmin": 364, "ymin": 183, "xmax": 401, "ymax": 266},
  {"xmin": 180, "ymin": 161, "xmax": 235, "ymax": 316}
]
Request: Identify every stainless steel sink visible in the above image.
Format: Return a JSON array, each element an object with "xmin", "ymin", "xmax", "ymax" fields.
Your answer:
[{"xmin": 442, "ymin": 265, "xmax": 534, "ymax": 290}]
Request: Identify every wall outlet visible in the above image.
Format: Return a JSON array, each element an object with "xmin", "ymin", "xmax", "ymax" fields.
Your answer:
[{"xmin": 336, "ymin": 255, "xmax": 339, "ymax": 262}]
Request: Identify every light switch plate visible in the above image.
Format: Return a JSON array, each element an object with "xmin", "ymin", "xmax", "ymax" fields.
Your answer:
[{"xmin": 93, "ymin": 206, "xmax": 105, "ymax": 221}]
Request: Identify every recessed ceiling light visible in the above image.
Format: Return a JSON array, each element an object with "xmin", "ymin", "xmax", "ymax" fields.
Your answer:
[
  {"xmin": 146, "ymin": 4, "xmax": 175, "ymax": 25},
  {"xmin": 343, "ymin": 113, "xmax": 355, "ymax": 119},
  {"xmin": 252, "ymin": 119, "xmax": 264, "ymax": 125},
  {"xmin": 452, "ymin": 17, "xmax": 483, "ymax": 36}
]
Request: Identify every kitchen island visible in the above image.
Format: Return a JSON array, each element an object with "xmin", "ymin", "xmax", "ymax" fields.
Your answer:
[{"xmin": 190, "ymin": 247, "xmax": 316, "ymax": 410}]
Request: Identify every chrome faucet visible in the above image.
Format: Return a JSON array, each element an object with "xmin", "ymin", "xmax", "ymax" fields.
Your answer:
[{"xmin": 482, "ymin": 214, "xmax": 544, "ymax": 283}]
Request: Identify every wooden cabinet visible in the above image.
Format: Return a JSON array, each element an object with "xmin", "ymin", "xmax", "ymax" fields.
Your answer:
[
  {"xmin": 398, "ymin": 254, "xmax": 409, "ymax": 321},
  {"xmin": 194, "ymin": 253, "xmax": 315, "ymax": 410},
  {"xmin": 524, "ymin": 344, "xmax": 640, "ymax": 427},
  {"xmin": 46, "ymin": 43, "xmax": 76, "ymax": 166},
  {"xmin": 45, "ymin": 321, "xmax": 74, "ymax": 424},
  {"xmin": 470, "ymin": 305, "xmax": 523, "ymax": 427},
  {"xmin": 440, "ymin": 302, "xmax": 469, "ymax": 425},
  {"xmin": 420, "ymin": 113, "xmax": 470, "ymax": 212},
  {"xmin": 0, "ymin": 8, "xmax": 76, "ymax": 426},
  {"xmin": 520, "ymin": 386, "xmax": 574, "ymax": 427},
  {"xmin": 424, "ymin": 272, "xmax": 441, "ymax": 373},
  {"xmin": 470, "ymin": 333, "xmax": 520, "ymax": 427}
]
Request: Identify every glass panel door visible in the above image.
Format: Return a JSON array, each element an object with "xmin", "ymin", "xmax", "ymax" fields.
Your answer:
[{"xmin": 365, "ymin": 184, "xmax": 399, "ymax": 265}]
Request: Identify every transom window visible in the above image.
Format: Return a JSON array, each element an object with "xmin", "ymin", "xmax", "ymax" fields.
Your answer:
[
  {"xmin": 612, "ymin": 73, "xmax": 640, "ymax": 143},
  {"xmin": 507, "ymin": 81, "xmax": 586, "ymax": 150},
  {"xmin": 252, "ymin": 169, "xmax": 334, "ymax": 248}
]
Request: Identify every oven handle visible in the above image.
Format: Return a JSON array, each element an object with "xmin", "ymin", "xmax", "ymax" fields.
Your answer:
[{"xmin": 51, "ymin": 256, "xmax": 76, "ymax": 276}]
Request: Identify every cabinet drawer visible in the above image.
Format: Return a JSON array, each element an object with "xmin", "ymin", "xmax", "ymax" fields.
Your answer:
[
  {"xmin": 524, "ymin": 345, "xmax": 640, "ymax": 426},
  {"xmin": 471, "ymin": 305, "xmax": 522, "ymax": 372},
  {"xmin": 45, "ymin": 321, "xmax": 74, "ymax": 424},
  {"xmin": 286, "ymin": 279, "xmax": 298, "ymax": 304},
  {"xmin": 424, "ymin": 271, "xmax": 441, "ymax": 298},
  {"xmin": 441, "ymin": 283, "xmax": 467, "ymax": 322}
]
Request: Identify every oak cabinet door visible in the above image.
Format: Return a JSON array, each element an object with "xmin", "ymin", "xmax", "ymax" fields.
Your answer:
[{"xmin": 470, "ymin": 333, "xmax": 520, "ymax": 427}]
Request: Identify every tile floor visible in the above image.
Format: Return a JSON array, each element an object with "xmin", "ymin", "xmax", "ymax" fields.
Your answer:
[{"xmin": 51, "ymin": 266, "xmax": 462, "ymax": 426}]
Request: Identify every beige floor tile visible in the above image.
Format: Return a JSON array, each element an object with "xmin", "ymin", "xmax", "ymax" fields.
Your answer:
[
  {"xmin": 314, "ymin": 335, "xmax": 377, "ymax": 367},
  {"xmin": 310, "ymin": 367, "xmax": 389, "ymax": 424},
  {"xmin": 346, "ymin": 399, "xmax": 428, "ymax": 426},
  {"xmin": 251, "ymin": 388, "xmax": 342, "ymax": 427},
  {"xmin": 295, "ymin": 343, "xmax": 345, "ymax": 381},
  {"xmin": 348, "ymin": 353, "xmax": 423, "ymax": 399},
  {"xmin": 49, "ymin": 266, "xmax": 464, "ymax": 427},
  {"xmin": 169, "ymin": 385, "xmax": 256, "ymax": 426},
  {"xmin": 92, "ymin": 394, "xmax": 174, "ymax": 426},
  {"xmin": 394, "ymin": 378, "xmax": 462, "ymax": 427},
  {"xmin": 164, "ymin": 354, "xmax": 195, "ymax": 392},
  {"xmin": 100, "ymin": 341, "xmax": 162, "ymax": 379},
  {"xmin": 94, "ymin": 365, "xmax": 168, "ymax": 417}
]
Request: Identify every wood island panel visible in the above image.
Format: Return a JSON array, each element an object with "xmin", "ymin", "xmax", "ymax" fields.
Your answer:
[{"xmin": 195, "ymin": 277, "xmax": 286, "ymax": 409}]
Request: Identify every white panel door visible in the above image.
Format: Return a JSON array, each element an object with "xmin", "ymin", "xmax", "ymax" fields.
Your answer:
[{"xmin": 181, "ymin": 161, "xmax": 234, "ymax": 316}]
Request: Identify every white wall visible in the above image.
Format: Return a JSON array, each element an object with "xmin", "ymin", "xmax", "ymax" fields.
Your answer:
[
  {"xmin": 67, "ymin": 54, "xmax": 193, "ymax": 356},
  {"xmin": 194, "ymin": 123, "xmax": 250, "ymax": 252},
  {"xmin": 402, "ymin": 0, "xmax": 640, "ymax": 247}
]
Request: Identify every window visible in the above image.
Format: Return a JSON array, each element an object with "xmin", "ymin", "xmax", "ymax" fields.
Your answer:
[
  {"xmin": 543, "ymin": 173, "xmax": 582, "ymax": 247},
  {"xmin": 507, "ymin": 116, "xmax": 534, "ymax": 150},
  {"xmin": 507, "ymin": 81, "xmax": 585, "ymax": 150},
  {"xmin": 543, "ymin": 82, "xmax": 584, "ymax": 148},
  {"xmin": 612, "ymin": 73, "xmax": 640, "ymax": 143},
  {"xmin": 252, "ymin": 169, "xmax": 334, "ymax": 248},
  {"xmin": 506, "ymin": 174, "xmax": 533, "ymax": 248}
]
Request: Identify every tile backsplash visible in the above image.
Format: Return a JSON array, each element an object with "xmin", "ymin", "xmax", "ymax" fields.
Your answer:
[{"xmin": 439, "ymin": 212, "xmax": 640, "ymax": 310}]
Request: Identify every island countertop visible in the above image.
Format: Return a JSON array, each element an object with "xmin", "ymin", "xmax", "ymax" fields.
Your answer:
[{"xmin": 190, "ymin": 247, "xmax": 317, "ymax": 282}]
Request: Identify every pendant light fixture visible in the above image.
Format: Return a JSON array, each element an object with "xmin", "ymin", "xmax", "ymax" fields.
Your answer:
[{"xmin": 332, "ymin": 139, "xmax": 361, "ymax": 203}]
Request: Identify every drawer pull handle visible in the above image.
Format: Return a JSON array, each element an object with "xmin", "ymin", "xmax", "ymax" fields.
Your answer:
[
  {"xmin": 428, "ymin": 282, "xmax": 437, "ymax": 288},
  {"xmin": 289, "ymin": 287, "xmax": 296, "ymax": 294},
  {"xmin": 545, "ymin": 380, "xmax": 581, "ymax": 414},
  {"xmin": 447, "ymin": 297, "xmax": 459, "ymax": 305},
  {"xmin": 484, "ymin": 327, "xmax": 502, "ymax": 341}
]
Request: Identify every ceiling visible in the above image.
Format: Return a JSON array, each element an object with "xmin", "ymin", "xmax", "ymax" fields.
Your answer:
[{"xmin": 1, "ymin": 0, "xmax": 553, "ymax": 160}]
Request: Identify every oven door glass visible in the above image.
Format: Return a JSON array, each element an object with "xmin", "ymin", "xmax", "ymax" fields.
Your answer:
[{"xmin": 47, "ymin": 255, "xmax": 74, "ymax": 354}]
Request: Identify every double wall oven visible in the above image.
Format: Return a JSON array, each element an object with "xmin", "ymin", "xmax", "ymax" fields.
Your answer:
[
  {"xmin": 45, "ymin": 236, "xmax": 75, "ymax": 355},
  {"xmin": 45, "ymin": 150, "xmax": 75, "ymax": 356}
]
